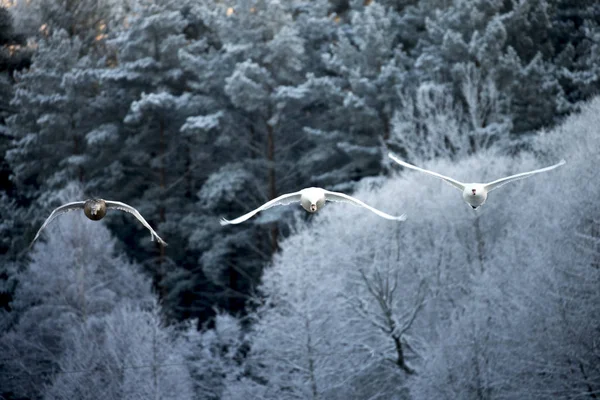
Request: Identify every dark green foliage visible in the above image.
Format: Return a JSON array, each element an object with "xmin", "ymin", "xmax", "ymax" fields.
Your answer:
[
  {"xmin": 0, "ymin": 6, "xmax": 31, "ymax": 317},
  {"xmin": 0, "ymin": 1, "xmax": 599, "ymax": 397},
  {"xmin": 2, "ymin": 0, "xmax": 600, "ymax": 327}
]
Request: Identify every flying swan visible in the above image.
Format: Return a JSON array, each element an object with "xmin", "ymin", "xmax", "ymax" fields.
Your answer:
[
  {"xmin": 31, "ymin": 199, "xmax": 167, "ymax": 247},
  {"xmin": 389, "ymin": 153, "xmax": 566, "ymax": 210},
  {"xmin": 220, "ymin": 187, "xmax": 407, "ymax": 225}
]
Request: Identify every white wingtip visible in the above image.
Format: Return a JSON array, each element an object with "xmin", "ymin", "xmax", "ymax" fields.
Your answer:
[
  {"xmin": 28, "ymin": 233, "xmax": 42, "ymax": 251},
  {"xmin": 397, "ymin": 213, "xmax": 408, "ymax": 222},
  {"xmin": 150, "ymin": 233, "xmax": 167, "ymax": 247},
  {"xmin": 559, "ymin": 159, "xmax": 566, "ymax": 166},
  {"xmin": 220, "ymin": 218, "xmax": 231, "ymax": 226}
]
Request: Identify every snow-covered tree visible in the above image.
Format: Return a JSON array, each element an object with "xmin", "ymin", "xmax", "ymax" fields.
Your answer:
[
  {"xmin": 237, "ymin": 95, "xmax": 600, "ymax": 399},
  {"xmin": 45, "ymin": 303, "xmax": 195, "ymax": 400},
  {"xmin": 226, "ymin": 183, "xmax": 429, "ymax": 400},
  {"xmin": 406, "ymin": 98, "xmax": 600, "ymax": 399},
  {"xmin": 491, "ymin": 98, "xmax": 600, "ymax": 399},
  {"xmin": 224, "ymin": 220, "xmax": 353, "ymax": 400},
  {"xmin": 2, "ymin": 7, "xmax": 600, "ymax": 400},
  {"xmin": 0, "ymin": 183, "xmax": 154, "ymax": 398},
  {"xmin": 389, "ymin": 80, "xmax": 510, "ymax": 163},
  {"xmin": 184, "ymin": 312, "xmax": 247, "ymax": 400}
]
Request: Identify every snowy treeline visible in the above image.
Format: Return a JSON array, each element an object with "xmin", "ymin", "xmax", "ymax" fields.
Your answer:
[
  {"xmin": 0, "ymin": 185, "xmax": 226, "ymax": 399},
  {"xmin": 2, "ymin": 0, "xmax": 599, "ymax": 322},
  {"xmin": 0, "ymin": 0, "xmax": 599, "ymax": 398},
  {"xmin": 2, "ymin": 96, "xmax": 597, "ymax": 400},
  {"xmin": 227, "ymin": 100, "xmax": 600, "ymax": 399}
]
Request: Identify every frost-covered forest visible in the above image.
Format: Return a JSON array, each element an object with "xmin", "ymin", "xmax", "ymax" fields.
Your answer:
[{"xmin": 1, "ymin": 0, "xmax": 599, "ymax": 398}]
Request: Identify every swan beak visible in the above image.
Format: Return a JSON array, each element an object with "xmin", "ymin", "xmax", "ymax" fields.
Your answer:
[{"xmin": 310, "ymin": 204, "xmax": 317, "ymax": 212}]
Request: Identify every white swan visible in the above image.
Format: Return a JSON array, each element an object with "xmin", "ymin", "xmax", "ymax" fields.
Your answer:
[
  {"xmin": 389, "ymin": 153, "xmax": 566, "ymax": 210},
  {"xmin": 31, "ymin": 199, "xmax": 167, "ymax": 247},
  {"xmin": 220, "ymin": 187, "xmax": 407, "ymax": 225}
]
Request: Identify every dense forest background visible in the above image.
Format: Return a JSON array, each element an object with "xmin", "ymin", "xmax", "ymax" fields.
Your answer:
[{"xmin": 0, "ymin": 0, "xmax": 599, "ymax": 398}]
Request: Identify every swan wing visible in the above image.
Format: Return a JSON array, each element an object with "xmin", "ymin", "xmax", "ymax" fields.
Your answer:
[
  {"xmin": 484, "ymin": 159, "xmax": 566, "ymax": 192},
  {"xmin": 220, "ymin": 191, "xmax": 303, "ymax": 225},
  {"xmin": 324, "ymin": 190, "xmax": 407, "ymax": 221},
  {"xmin": 105, "ymin": 201, "xmax": 167, "ymax": 246},
  {"xmin": 30, "ymin": 201, "xmax": 85, "ymax": 248},
  {"xmin": 389, "ymin": 153, "xmax": 465, "ymax": 191}
]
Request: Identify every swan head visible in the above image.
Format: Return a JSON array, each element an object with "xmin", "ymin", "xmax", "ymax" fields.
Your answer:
[
  {"xmin": 309, "ymin": 203, "xmax": 317, "ymax": 212},
  {"xmin": 84, "ymin": 199, "xmax": 107, "ymax": 221},
  {"xmin": 471, "ymin": 188, "xmax": 477, "ymax": 195}
]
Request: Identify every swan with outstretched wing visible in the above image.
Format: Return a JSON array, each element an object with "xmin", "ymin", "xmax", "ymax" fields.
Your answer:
[
  {"xmin": 389, "ymin": 153, "xmax": 566, "ymax": 210},
  {"xmin": 220, "ymin": 187, "xmax": 407, "ymax": 225},
  {"xmin": 31, "ymin": 199, "xmax": 167, "ymax": 248}
]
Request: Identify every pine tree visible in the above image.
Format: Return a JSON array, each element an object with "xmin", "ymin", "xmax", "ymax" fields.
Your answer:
[
  {"xmin": 306, "ymin": 2, "xmax": 412, "ymax": 184},
  {"xmin": 93, "ymin": 3, "xmax": 212, "ymax": 321},
  {"xmin": 171, "ymin": 0, "xmax": 327, "ymax": 319},
  {"xmin": 6, "ymin": 30, "xmax": 85, "ymax": 199},
  {"xmin": 405, "ymin": 0, "xmax": 600, "ymax": 142},
  {"xmin": 2, "ymin": 29, "xmax": 100, "ymax": 323},
  {"xmin": 0, "ymin": 5, "xmax": 31, "ymax": 312},
  {"xmin": 8, "ymin": 0, "xmax": 111, "ymax": 52},
  {"xmin": 549, "ymin": 0, "xmax": 600, "ymax": 105},
  {"xmin": 1, "ymin": 5, "xmax": 29, "ymax": 196},
  {"xmin": 0, "ymin": 193, "xmax": 22, "ymax": 313}
]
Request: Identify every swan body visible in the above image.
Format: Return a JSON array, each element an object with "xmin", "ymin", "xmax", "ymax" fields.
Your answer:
[
  {"xmin": 220, "ymin": 187, "xmax": 406, "ymax": 225},
  {"xmin": 461, "ymin": 184, "xmax": 488, "ymax": 209},
  {"xmin": 389, "ymin": 153, "xmax": 566, "ymax": 210},
  {"xmin": 83, "ymin": 199, "xmax": 107, "ymax": 220},
  {"xmin": 31, "ymin": 199, "xmax": 167, "ymax": 247}
]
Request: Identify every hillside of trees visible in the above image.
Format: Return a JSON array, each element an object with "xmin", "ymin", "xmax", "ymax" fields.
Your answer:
[
  {"xmin": 0, "ymin": 0, "xmax": 599, "ymax": 398},
  {"xmin": 229, "ymin": 98, "xmax": 600, "ymax": 399}
]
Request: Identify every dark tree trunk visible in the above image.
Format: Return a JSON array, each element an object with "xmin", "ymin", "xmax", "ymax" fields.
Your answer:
[
  {"xmin": 73, "ymin": 118, "xmax": 84, "ymax": 183},
  {"xmin": 74, "ymin": 136, "xmax": 84, "ymax": 183},
  {"xmin": 158, "ymin": 119, "xmax": 166, "ymax": 262},
  {"xmin": 475, "ymin": 217, "xmax": 485, "ymax": 272},
  {"xmin": 392, "ymin": 334, "xmax": 415, "ymax": 375},
  {"xmin": 380, "ymin": 111, "xmax": 390, "ymax": 141},
  {"xmin": 266, "ymin": 121, "xmax": 278, "ymax": 253}
]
